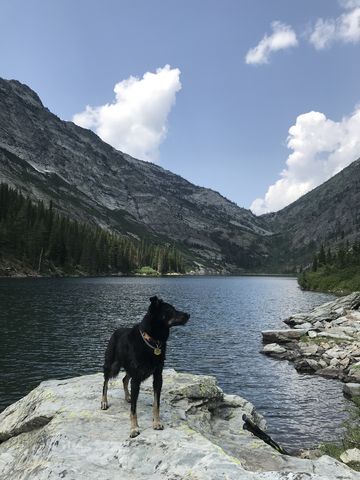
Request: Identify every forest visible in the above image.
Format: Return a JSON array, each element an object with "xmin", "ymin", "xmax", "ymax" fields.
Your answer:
[
  {"xmin": 298, "ymin": 241, "xmax": 360, "ymax": 294},
  {"xmin": 0, "ymin": 183, "xmax": 186, "ymax": 276}
]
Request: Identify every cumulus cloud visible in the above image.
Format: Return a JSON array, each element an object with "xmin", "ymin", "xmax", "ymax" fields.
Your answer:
[
  {"xmin": 339, "ymin": 0, "xmax": 360, "ymax": 9},
  {"xmin": 250, "ymin": 107, "xmax": 360, "ymax": 215},
  {"xmin": 309, "ymin": 2, "xmax": 360, "ymax": 49},
  {"xmin": 245, "ymin": 21, "xmax": 298, "ymax": 65},
  {"xmin": 73, "ymin": 65, "xmax": 181, "ymax": 162}
]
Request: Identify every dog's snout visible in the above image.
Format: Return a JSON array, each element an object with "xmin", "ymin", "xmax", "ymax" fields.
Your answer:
[{"xmin": 185, "ymin": 313, "xmax": 190, "ymax": 320}]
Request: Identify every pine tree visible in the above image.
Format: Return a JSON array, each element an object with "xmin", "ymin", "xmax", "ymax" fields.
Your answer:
[
  {"xmin": 0, "ymin": 183, "xmax": 187, "ymax": 275},
  {"xmin": 326, "ymin": 247, "xmax": 332, "ymax": 265},
  {"xmin": 318, "ymin": 244, "xmax": 326, "ymax": 266},
  {"xmin": 312, "ymin": 254, "xmax": 318, "ymax": 272}
]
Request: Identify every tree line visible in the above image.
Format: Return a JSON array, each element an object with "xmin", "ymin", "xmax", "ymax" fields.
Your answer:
[
  {"xmin": 310, "ymin": 241, "xmax": 360, "ymax": 272},
  {"xmin": 0, "ymin": 183, "xmax": 185, "ymax": 275},
  {"xmin": 298, "ymin": 240, "xmax": 360, "ymax": 293}
]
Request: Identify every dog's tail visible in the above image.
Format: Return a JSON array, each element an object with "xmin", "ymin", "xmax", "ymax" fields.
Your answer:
[{"xmin": 103, "ymin": 331, "xmax": 121, "ymax": 380}]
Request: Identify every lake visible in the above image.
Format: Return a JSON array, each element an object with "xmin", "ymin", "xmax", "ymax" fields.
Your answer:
[{"xmin": 0, "ymin": 275, "xmax": 352, "ymax": 451}]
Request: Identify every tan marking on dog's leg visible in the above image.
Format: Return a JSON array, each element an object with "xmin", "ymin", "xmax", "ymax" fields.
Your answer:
[
  {"xmin": 123, "ymin": 374, "xmax": 131, "ymax": 403},
  {"xmin": 130, "ymin": 412, "xmax": 140, "ymax": 438},
  {"xmin": 153, "ymin": 392, "xmax": 164, "ymax": 430},
  {"xmin": 101, "ymin": 378, "xmax": 109, "ymax": 410},
  {"xmin": 129, "ymin": 378, "xmax": 140, "ymax": 438}
]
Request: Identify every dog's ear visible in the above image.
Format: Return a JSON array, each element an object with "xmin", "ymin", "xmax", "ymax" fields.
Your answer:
[
  {"xmin": 149, "ymin": 296, "xmax": 163, "ymax": 309},
  {"xmin": 150, "ymin": 296, "xmax": 159, "ymax": 305}
]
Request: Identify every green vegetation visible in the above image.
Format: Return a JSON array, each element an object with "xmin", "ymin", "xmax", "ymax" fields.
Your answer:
[
  {"xmin": 135, "ymin": 266, "xmax": 159, "ymax": 276},
  {"xmin": 320, "ymin": 397, "xmax": 360, "ymax": 472},
  {"xmin": 298, "ymin": 241, "xmax": 360, "ymax": 294},
  {"xmin": 0, "ymin": 183, "xmax": 186, "ymax": 276},
  {"xmin": 299, "ymin": 335, "xmax": 345, "ymax": 346}
]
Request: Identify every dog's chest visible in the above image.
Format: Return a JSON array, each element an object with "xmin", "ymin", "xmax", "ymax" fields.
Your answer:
[
  {"xmin": 133, "ymin": 349, "xmax": 164, "ymax": 380},
  {"xmin": 134, "ymin": 360, "xmax": 161, "ymax": 381}
]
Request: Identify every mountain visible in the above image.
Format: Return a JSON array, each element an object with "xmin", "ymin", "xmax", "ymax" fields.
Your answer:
[
  {"xmin": 0, "ymin": 78, "xmax": 271, "ymax": 273},
  {"xmin": 1, "ymin": 77, "xmax": 359, "ymax": 274},
  {"xmin": 262, "ymin": 158, "xmax": 360, "ymax": 270}
]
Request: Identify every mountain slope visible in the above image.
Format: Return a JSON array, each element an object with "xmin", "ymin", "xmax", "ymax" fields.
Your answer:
[
  {"xmin": 0, "ymin": 78, "xmax": 271, "ymax": 272},
  {"xmin": 262, "ymin": 158, "xmax": 360, "ymax": 269},
  {"xmin": 2, "ymin": 77, "xmax": 359, "ymax": 274}
]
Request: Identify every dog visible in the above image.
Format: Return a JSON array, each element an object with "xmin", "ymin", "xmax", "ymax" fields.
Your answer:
[{"xmin": 101, "ymin": 296, "xmax": 190, "ymax": 438}]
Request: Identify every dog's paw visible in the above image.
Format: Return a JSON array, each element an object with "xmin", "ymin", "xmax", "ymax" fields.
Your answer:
[
  {"xmin": 125, "ymin": 395, "xmax": 131, "ymax": 404},
  {"xmin": 101, "ymin": 401, "xmax": 109, "ymax": 410},
  {"xmin": 153, "ymin": 420, "xmax": 164, "ymax": 430},
  {"xmin": 130, "ymin": 428, "xmax": 140, "ymax": 438}
]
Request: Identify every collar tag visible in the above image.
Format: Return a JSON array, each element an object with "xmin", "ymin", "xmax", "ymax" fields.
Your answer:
[{"xmin": 139, "ymin": 329, "xmax": 162, "ymax": 355}]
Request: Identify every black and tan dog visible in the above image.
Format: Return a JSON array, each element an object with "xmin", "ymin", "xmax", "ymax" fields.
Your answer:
[{"xmin": 101, "ymin": 296, "xmax": 190, "ymax": 437}]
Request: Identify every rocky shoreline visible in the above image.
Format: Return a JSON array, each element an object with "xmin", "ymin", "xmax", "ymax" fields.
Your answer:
[
  {"xmin": 261, "ymin": 292, "xmax": 360, "ymax": 402},
  {"xmin": 0, "ymin": 370, "xmax": 358, "ymax": 479}
]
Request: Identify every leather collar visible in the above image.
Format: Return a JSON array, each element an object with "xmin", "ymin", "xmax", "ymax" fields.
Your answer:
[{"xmin": 139, "ymin": 329, "xmax": 162, "ymax": 355}]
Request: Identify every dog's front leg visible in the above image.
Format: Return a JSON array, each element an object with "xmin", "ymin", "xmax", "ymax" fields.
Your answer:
[
  {"xmin": 101, "ymin": 377, "xmax": 109, "ymax": 410},
  {"xmin": 153, "ymin": 369, "xmax": 164, "ymax": 430},
  {"xmin": 123, "ymin": 373, "xmax": 131, "ymax": 403},
  {"xmin": 129, "ymin": 377, "xmax": 140, "ymax": 438}
]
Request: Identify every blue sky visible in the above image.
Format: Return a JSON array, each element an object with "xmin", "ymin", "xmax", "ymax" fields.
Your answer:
[{"xmin": 1, "ymin": 0, "xmax": 360, "ymax": 214}]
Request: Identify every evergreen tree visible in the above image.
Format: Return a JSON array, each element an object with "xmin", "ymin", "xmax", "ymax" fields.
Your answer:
[
  {"xmin": 318, "ymin": 244, "xmax": 326, "ymax": 265},
  {"xmin": 312, "ymin": 254, "xmax": 318, "ymax": 272},
  {"xmin": 0, "ymin": 183, "xmax": 186, "ymax": 275},
  {"xmin": 326, "ymin": 247, "xmax": 332, "ymax": 265}
]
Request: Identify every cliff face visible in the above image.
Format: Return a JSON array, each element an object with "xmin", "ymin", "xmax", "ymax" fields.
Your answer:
[
  {"xmin": 0, "ymin": 78, "xmax": 271, "ymax": 272},
  {"xmin": 1, "ymin": 76, "xmax": 360, "ymax": 273},
  {"xmin": 0, "ymin": 370, "xmax": 357, "ymax": 479},
  {"xmin": 262, "ymin": 158, "xmax": 360, "ymax": 269}
]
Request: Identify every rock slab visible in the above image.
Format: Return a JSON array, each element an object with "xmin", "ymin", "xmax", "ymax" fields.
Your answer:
[
  {"xmin": 340, "ymin": 448, "xmax": 360, "ymax": 465},
  {"xmin": 0, "ymin": 370, "xmax": 358, "ymax": 480}
]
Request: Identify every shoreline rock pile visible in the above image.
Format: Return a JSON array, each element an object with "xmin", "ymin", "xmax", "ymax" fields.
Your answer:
[
  {"xmin": 0, "ymin": 370, "xmax": 358, "ymax": 479},
  {"xmin": 261, "ymin": 292, "xmax": 360, "ymax": 401}
]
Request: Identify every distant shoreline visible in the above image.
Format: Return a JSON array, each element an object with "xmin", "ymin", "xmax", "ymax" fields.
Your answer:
[{"xmin": 0, "ymin": 272, "xmax": 298, "ymax": 280}]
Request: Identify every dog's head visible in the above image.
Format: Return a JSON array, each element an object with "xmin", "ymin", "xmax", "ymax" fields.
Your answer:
[{"xmin": 148, "ymin": 296, "xmax": 190, "ymax": 328}]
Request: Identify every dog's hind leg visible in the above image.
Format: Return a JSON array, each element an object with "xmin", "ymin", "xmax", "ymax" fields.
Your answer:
[
  {"xmin": 123, "ymin": 373, "xmax": 131, "ymax": 403},
  {"xmin": 129, "ymin": 377, "xmax": 141, "ymax": 438},
  {"xmin": 152, "ymin": 368, "xmax": 164, "ymax": 430},
  {"xmin": 102, "ymin": 332, "xmax": 118, "ymax": 410},
  {"xmin": 101, "ymin": 375, "xmax": 109, "ymax": 410}
]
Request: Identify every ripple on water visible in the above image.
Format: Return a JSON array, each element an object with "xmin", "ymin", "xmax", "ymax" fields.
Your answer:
[{"xmin": 0, "ymin": 275, "xmax": 353, "ymax": 450}]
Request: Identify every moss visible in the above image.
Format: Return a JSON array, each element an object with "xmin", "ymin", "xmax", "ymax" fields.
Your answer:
[
  {"xmin": 320, "ymin": 442, "xmax": 343, "ymax": 459},
  {"xmin": 347, "ymin": 461, "xmax": 360, "ymax": 471},
  {"xmin": 299, "ymin": 335, "xmax": 347, "ymax": 346},
  {"xmin": 319, "ymin": 401, "xmax": 360, "ymax": 472}
]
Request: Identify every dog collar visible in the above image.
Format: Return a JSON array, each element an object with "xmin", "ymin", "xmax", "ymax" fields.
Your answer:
[{"xmin": 139, "ymin": 329, "xmax": 162, "ymax": 356}]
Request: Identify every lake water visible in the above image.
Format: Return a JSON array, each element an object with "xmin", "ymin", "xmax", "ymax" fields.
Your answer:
[{"xmin": 0, "ymin": 275, "xmax": 352, "ymax": 451}]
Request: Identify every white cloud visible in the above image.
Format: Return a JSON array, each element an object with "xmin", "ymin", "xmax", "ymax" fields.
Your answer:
[
  {"xmin": 73, "ymin": 65, "xmax": 181, "ymax": 162},
  {"xmin": 309, "ymin": 19, "xmax": 337, "ymax": 50},
  {"xmin": 245, "ymin": 21, "xmax": 298, "ymax": 65},
  {"xmin": 250, "ymin": 106, "xmax": 360, "ymax": 215},
  {"xmin": 309, "ymin": 3, "xmax": 360, "ymax": 49},
  {"xmin": 339, "ymin": 0, "xmax": 360, "ymax": 9}
]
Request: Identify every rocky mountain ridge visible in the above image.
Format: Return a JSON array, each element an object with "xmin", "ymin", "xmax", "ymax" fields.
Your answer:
[
  {"xmin": 1, "ymin": 77, "xmax": 360, "ymax": 272},
  {"xmin": 0, "ymin": 78, "xmax": 271, "ymax": 272},
  {"xmin": 263, "ymin": 159, "xmax": 360, "ymax": 269}
]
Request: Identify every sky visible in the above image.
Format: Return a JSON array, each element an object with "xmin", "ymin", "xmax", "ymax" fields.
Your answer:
[{"xmin": 1, "ymin": 0, "xmax": 360, "ymax": 214}]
